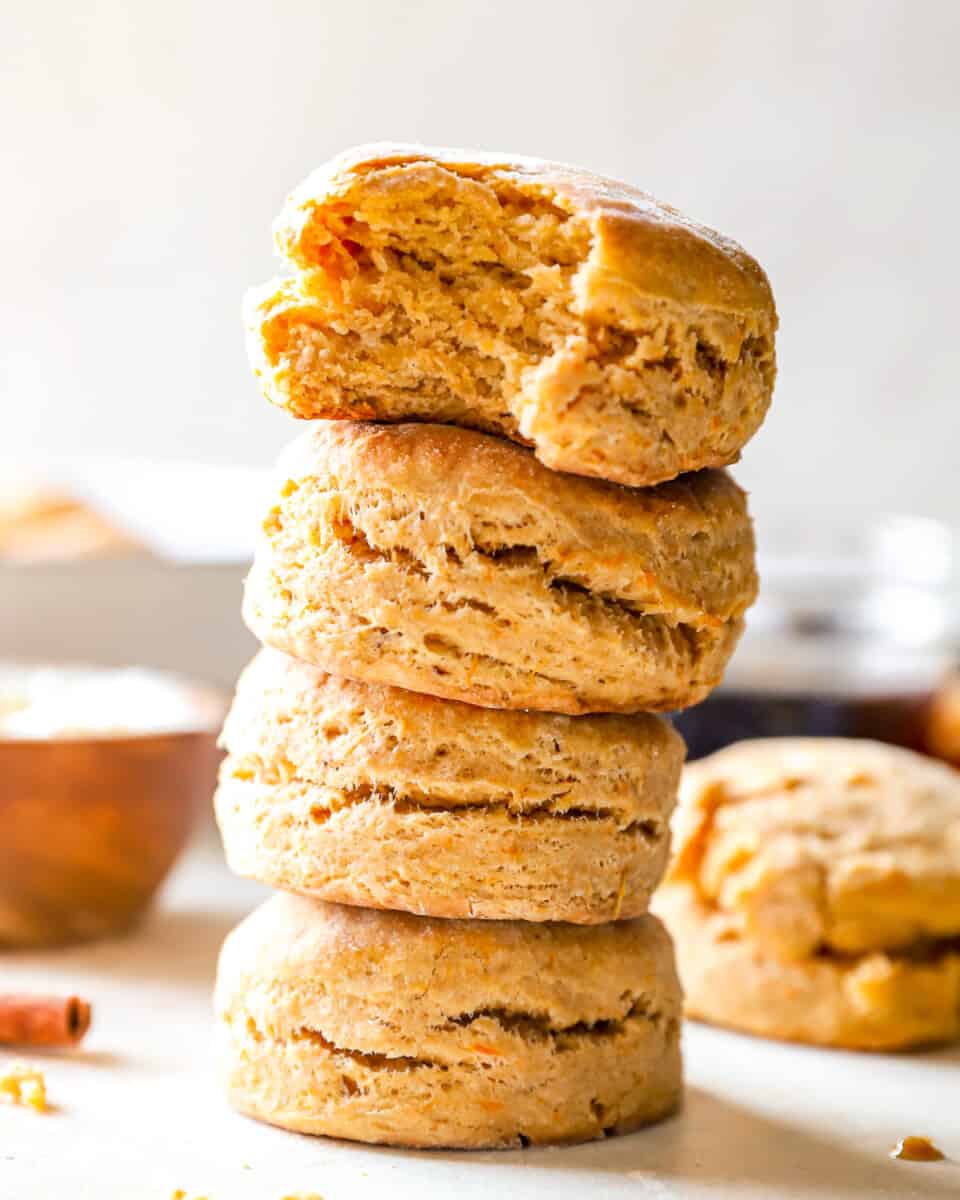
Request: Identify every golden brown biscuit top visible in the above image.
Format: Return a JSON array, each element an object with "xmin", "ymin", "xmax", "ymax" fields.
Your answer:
[
  {"xmin": 274, "ymin": 142, "xmax": 776, "ymax": 317},
  {"xmin": 668, "ymin": 738, "xmax": 960, "ymax": 957}
]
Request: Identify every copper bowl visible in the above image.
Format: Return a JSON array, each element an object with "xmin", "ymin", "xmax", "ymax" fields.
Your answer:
[{"xmin": 0, "ymin": 686, "xmax": 222, "ymax": 948}]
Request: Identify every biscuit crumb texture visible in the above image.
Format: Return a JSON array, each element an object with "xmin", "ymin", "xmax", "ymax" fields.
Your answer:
[
  {"xmin": 655, "ymin": 739, "xmax": 960, "ymax": 1049},
  {"xmin": 216, "ymin": 650, "xmax": 682, "ymax": 922},
  {"xmin": 243, "ymin": 423, "xmax": 756, "ymax": 714},
  {"xmin": 215, "ymin": 895, "xmax": 683, "ymax": 1148},
  {"xmin": 247, "ymin": 144, "xmax": 777, "ymax": 488},
  {"xmin": 0, "ymin": 1063, "xmax": 47, "ymax": 1111}
]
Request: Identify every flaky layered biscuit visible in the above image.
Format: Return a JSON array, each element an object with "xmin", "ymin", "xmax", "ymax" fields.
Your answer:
[
  {"xmin": 216, "ymin": 650, "xmax": 683, "ymax": 923},
  {"xmin": 215, "ymin": 894, "xmax": 683, "ymax": 1149},
  {"xmin": 246, "ymin": 144, "xmax": 777, "ymax": 488},
  {"xmin": 654, "ymin": 738, "xmax": 960, "ymax": 1049},
  {"xmin": 243, "ymin": 423, "xmax": 756, "ymax": 714}
]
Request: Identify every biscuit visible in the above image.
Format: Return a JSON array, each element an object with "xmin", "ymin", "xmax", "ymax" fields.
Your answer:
[
  {"xmin": 664, "ymin": 738, "xmax": 960, "ymax": 957},
  {"xmin": 215, "ymin": 893, "xmax": 683, "ymax": 1148},
  {"xmin": 656, "ymin": 884, "xmax": 960, "ymax": 1051},
  {"xmin": 654, "ymin": 738, "xmax": 960, "ymax": 1049},
  {"xmin": 928, "ymin": 672, "xmax": 960, "ymax": 766},
  {"xmin": 243, "ymin": 423, "xmax": 756, "ymax": 714},
  {"xmin": 246, "ymin": 144, "xmax": 777, "ymax": 488},
  {"xmin": 216, "ymin": 649, "xmax": 684, "ymax": 923},
  {"xmin": 0, "ymin": 485, "xmax": 141, "ymax": 561}
]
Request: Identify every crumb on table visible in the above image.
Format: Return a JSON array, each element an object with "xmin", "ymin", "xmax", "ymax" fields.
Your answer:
[
  {"xmin": 170, "ymin": 1190, "xmax": 322, "ymax": 1199},
  {"xmin": 0, "ymin": 1063, "xmax": 47, "ymax": 1112},
  {"xmin": 890, "ymin": 1136, "xmax": 945, "ymax": 1162}
]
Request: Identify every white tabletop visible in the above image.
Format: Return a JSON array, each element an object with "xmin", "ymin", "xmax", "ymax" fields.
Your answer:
[{"xmin": 2, "ymin": 844, "xmax": 957, "ymax": 1200}]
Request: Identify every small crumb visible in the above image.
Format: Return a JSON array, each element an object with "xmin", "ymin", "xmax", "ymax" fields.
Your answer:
[
  {"xmin": 0, "ymin": 1064, "xmax": 47, "ymax": 1112},
  {"xmin": 890, "ymin": 1136, "xmax": 945, "ymax": 1162}
]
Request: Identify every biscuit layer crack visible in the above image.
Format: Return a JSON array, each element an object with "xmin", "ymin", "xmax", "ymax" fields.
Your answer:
[
  {"xmin": 225, "ymin": 762, "xmax": 662, "ymax": 836},
  {"xmin": 241, "ymin": 993, "xmax": 670, "ymax": 1073},
  {"xmin": 313, "ymin": 495, "xmax": 716, "ymax": 642},
  {"xmin": 445, "ymin": 996, "xmax": 669, "ymax": 1044}
]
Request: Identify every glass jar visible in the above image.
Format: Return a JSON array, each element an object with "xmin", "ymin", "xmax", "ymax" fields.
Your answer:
[{"xmin": 673, "ymin": 516, "xmax": 960, "ymax": 761}]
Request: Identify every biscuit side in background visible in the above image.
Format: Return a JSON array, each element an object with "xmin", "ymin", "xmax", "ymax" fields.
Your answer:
[
  {"xmin": 246, "ymin": 143, "xmax": 777, "ymax": 488},
  {"xmin": 0, "ymin": 485, "xmax": 143, "ymax": 561},
  {"xmin": 656, "ymin": 883, "xmax": 960, "ymax": 1051}
]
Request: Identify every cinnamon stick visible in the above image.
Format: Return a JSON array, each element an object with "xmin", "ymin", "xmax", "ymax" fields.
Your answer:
[{"xmin": 0, "ymin": 994, "xmax": 91, "ymax": 1047}]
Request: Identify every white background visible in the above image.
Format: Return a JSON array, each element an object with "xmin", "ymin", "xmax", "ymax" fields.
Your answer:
[{"xmin": 3, "ymin": 0, "xmax": 959, "ymax": 528}]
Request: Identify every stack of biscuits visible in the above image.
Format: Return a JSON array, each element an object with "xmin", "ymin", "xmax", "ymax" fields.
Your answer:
[{"xmin": 214, "ymin": 145, "xmax": 777, "ymax": 1149}]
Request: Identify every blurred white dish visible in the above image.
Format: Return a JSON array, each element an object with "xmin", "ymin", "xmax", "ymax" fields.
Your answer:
[
  {"xmin": 0, "ymin": 458, "xmax": 268, "ymax": 563},
  {"xmin": 0, "ymin": 460, "xmax": 262, "ymax": 688}
]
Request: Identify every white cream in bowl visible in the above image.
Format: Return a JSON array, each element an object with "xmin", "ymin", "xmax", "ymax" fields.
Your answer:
[{"xmin": 0, "ymin": 664, "xmax": 222, "ymax": 740}]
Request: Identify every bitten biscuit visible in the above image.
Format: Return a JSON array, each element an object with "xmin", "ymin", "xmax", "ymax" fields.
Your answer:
[
  {"xmin": 216, "ymin": 650, "xmax": 684, "ymax": 923},
  {"xmin": 242, "ymin": 423, "xmax": 756, "ymax": 715},
  {"xmin": 654, "ymin": 739, "xmax": 960, "ymax": 1049},
  {"xmin": 246, "ymin": 144, "xmax": 777, "ymax": 489},
  {"xmin": 215, "ymin": 894, "xmax": 683, "ymax": 1148}
]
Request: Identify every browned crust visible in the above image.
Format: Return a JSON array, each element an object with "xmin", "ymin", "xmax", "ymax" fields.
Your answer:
[{"xmin": 276, "ymin": 143, "xmax": 775, "ymax": 315}]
